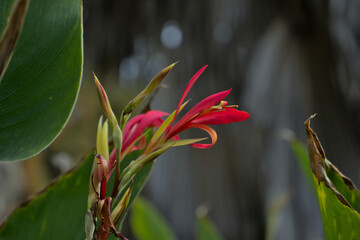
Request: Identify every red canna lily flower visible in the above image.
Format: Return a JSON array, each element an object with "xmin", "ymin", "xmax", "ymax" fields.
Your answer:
[
  {"xmin": 107, "ymin": 110, "xmax": 168, "ymax": 161},
  {"xmin": 122, "ymin": 110, "xmax": 168, "ymax": 152},
  {"xmin": 109, "ymin": 65, "xmax": 249, "ymax": 157},
  {"xmin": 147, "ymin": 65, "xmax": 250, "ymax": 150}
]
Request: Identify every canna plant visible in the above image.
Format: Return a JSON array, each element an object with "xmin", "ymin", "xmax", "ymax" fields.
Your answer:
[
  {"xmin": 0, "ymin": 64, "xmax": 249, "ymax": 239},
  {"xmin": 87, "ymin": 64, "xmax": 250, "ymax": 239}
]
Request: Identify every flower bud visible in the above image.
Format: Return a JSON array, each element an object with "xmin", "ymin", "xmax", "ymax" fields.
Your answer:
[
  {"xmin": 120, "ymin": 62, "xmax": 177, "ymax": 129},
  {"xmin": 93, "ymin": 72, "xmax": 118, "ymax": 128}
]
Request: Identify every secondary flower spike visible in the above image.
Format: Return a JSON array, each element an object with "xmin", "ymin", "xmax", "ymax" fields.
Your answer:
[{"xmin": 94, "ymin": 72, "xmax": 118, "ymax": 128}]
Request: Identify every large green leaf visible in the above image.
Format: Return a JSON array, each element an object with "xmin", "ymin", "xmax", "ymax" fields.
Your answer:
[
  {"xmin": 0, "ymin": 0, "xmax": 83, "ymax": 161},
  {"xmin": 0, "ymin": 147, "xmax": 155, "ymax": 239},
  {"xmin": 0, "ymin": 151, "xmax": 93, "ymax": 239},
  {"xmin": 290, "ymin": 116, "xmax": 360, "ymax": 239},
  {"xmin": 291, "ymin": 140, "xmax": 316, "ymax": 194},
  {"xmin": 130, "ymin": 197, "xmax": 177, "ymax": 240}
]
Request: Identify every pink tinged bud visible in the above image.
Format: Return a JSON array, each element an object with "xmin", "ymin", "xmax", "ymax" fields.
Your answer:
[{"xmin": 93, "ymin": 72, "xmax": 118, "ymax": 128}]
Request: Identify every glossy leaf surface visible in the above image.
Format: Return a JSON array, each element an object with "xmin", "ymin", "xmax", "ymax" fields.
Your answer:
[{"xmin": 0, "ymin": 0, "xmax": 83, "ymax": 161}]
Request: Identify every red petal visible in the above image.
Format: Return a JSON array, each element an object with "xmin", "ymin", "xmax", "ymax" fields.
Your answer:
[
  {"xmin": 171, "ymin": 65, "xmax": 208, "ymax": 125},
  {"xmin": 191, "ymin": 108, "xmax": 250, "ymax": 125},
  {"xmin": 123, "ymin": 114, "xmax": 145, "ymax": 142},
  {"xmin": 123, "ymin": 110, "xmax": 168, "ymax": 150},
  {"xmin": 187, "ymin": 124, "xmax": 217, "ymax": 148},
  {"xmin": 168, "ymin": 89, "xmax": 231, "ymax": 138}
]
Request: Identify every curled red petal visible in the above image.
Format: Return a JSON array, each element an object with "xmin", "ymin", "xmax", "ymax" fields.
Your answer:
[
  {"xmin": 168, "ymin": 89, "xmax": 231, "ymax": 138},
  {"xmin": 191, "ymin": 108, "xmax": 250, "ymax": 125},
  {"xmin": 187, "ymin": 124, "xmax": 217, "ymax": 149},
  {"xmin": 123, "ymin": 113, "xmax": 145, "ymax": 142},
  {"xmin": 123, "ymin": 110, "xmax": 168, "ymax": 150}
]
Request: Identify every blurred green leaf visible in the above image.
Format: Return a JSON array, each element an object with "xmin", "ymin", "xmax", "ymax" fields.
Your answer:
[
  {"xmin": 291, "ymin": 139, "xmax": 316, "ymax": 194},
  {"xmin": 196, "ymin": 211, "xmax": 224, "ymax": 240},
  {"xmin": 289, "ymin": 116, "xmax": 360, "ymax": 239},
  {"xmin": 0, "ymin": 0, "xmax": 83, "ymax": 161},
  {"xmin": 265, "ymin": 190, "xmax": 292, "ymax": 240},
  {"xmin": 130, "ymin": 197, "xmax": 177, "ymax": 240}
]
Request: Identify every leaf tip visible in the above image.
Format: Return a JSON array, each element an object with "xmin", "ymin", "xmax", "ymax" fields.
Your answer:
[{"xmin": 304, "ymin": 113, "xmax": 317, "ymax": 127}]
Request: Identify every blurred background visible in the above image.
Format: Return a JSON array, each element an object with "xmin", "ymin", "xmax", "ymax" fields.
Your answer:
[{"xmin": 1, "ymin": 0, "xmax": 360, "ymax": 239}]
